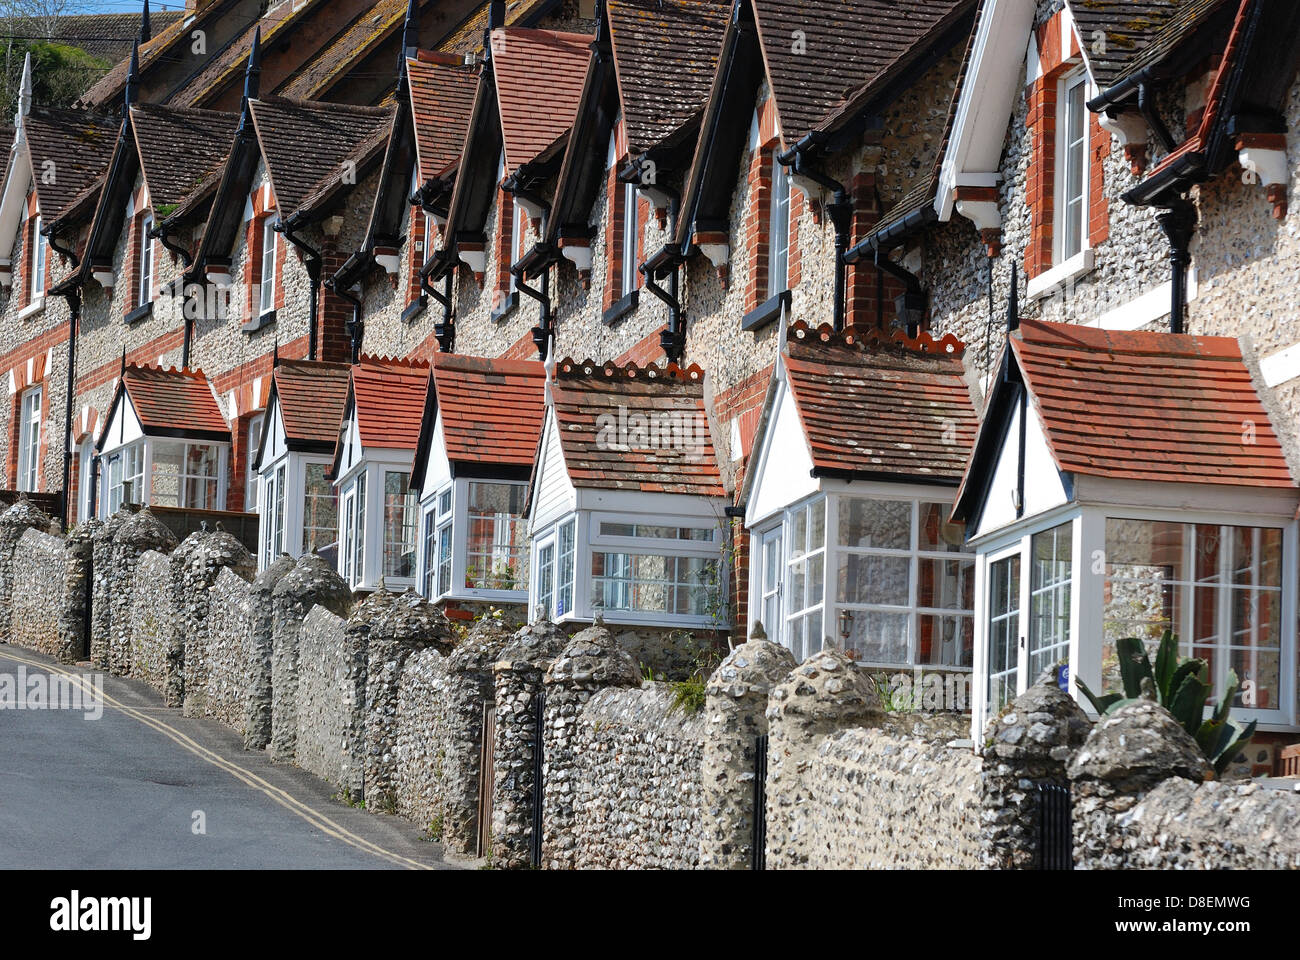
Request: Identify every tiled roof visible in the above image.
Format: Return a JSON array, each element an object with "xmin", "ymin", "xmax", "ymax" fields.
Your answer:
[
  {"xmin": 1067, "ymin": 0, "xmax": 1229, "ymax": 92},
  {"xmin": 492, "ymin": 26, "xmax": 592, "ymax": 172},
  {"xmin": 249, "ymin": 98, "xmax": 394, "ymax": 217},
  {"xmin": 22, "ymin": 107, "xmax": 118, "ymax": 224},
  {"xmin": 438, "ymin": 0, "xmax": 560, "ymax": 55},
  {"xmin": 351, "ymin": 357, "xmax": 431, "ymax": 450},
  {"xmin": 752, "ymin": 0, "xmax": 971, "ymax": 146},
  {"xmin": 433, "ymin": 352, "xmax": 546, "ymax": 466},
  {"xmin": 1010, "ymin": 319, "xmax": 1293, "ymax": 488},
  {"xmin": 272, "ymin": 360, "xmax": 352, "ymax": 448},
  {"xmin": 783, "ymin": 321, "xmax": 978, "ymax": 482},
  {"xmin": 549, "ymin": 359, "xmax": 725, "ymax": 497},
  {"xmin": 17, "ymin": 11, "xmax": 185, "ymax": 61},
  {"xmin": 607, "ymin": 0, "xmax": 729, "ymax": 157},
  {"xmin": 274, "ymin": 0, "xmax": 413, "ymax": 101},
  {"xmin": 130, "ymin": 103, "xmax": 238, "ymax": 215},
  {"xmin": 408, "ymin": 54, "xmax": 480, "ymax": 180},
  {"xmin": 121, "ymin": 365, "xmax": 230, "ymax": 439},
  {"xmin": 79, "ymin": 2, "xmax": 222, "ymax": 108}
]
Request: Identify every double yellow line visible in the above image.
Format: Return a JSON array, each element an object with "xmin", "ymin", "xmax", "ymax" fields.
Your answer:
[{"xmin": 0, "ymin": 648, "xmax": 433, "ymax": 870}]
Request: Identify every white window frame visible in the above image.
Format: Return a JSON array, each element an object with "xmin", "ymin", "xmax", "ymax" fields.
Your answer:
[
  {"xmin": 334, "ymin": 456, "xmax": 417, "ymax": 592},
  {"xmin": 255, "ymin": 449, "xmax": 336, "ymax": 573},
  {"xmin": 767, "ymin": 153, "xmax": 791, "ymax": 298},
  {"xmin": 749, "ymin": 487, "xmax": 977, "ymax": 670},
  {"xmin": 509, "ymin": 197, "xmax": 524, "ymax": 294},
  {"xmin": 30, "ymin": 213, "xmax": 46, "ymax": 298},
  {"xmin": 138, "ymin": 213, "xmax": 155, "ymax": 306},
  {"xmin": 17, "ymin": 384, "xmax": 41, "ymax": 493},
  {"xmin": 246, "ymin": 413, "xmax": 264, "ymax": 510},
  {"xmin": 146, "ymin": 439, "xmax": 225, "ymax": 511},
  {"xmin": 259, "ymin": 215, "xmax": 278, "ymax": 316},
  {"xmin": 98, "ymin": 437, "xmax": 228, "ymax": 518},
  {"xmin": 77, "ymin": 436, "xmax": 94, "ymax": 525},
  {"xmin": 970, "ymin": 502, "xmax": 1298, "ymax": 739},
  {"xmin": 1054, "ymin": 68, "xmax": 1090, "ymax": 265},
  {"xmin": 621, "ymin": 180, "xmax": 639, "ymax": 296},
  {"xmin": 416, "ymin": 477, "xmax": 530, "ymax": 605}
]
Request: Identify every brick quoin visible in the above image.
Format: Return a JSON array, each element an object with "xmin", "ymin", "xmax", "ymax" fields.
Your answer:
[
  {"xmin": 495, "ymin": 184, "xmax": 515, "ymax": 309},
  {"xmin": 319, "ymin": 247, "xmax": 355, "ymax": 363},
  {"xmin": 846, "ymin": 171, "xmax": 904, "ymax": 330},
  {"xmin": 602, "ymin": 164, "xmax": 625, "ymax": 311},
  {"xmin": 744, "ymin": 145, "xmax": 773, "ymax": 313}
]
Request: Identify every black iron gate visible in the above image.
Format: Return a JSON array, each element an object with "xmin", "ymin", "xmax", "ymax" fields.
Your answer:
[
  {"xmin": 1035, "ymin": 782, "xmax": 1073, "ymax": 870},
  {"xmin": 530, "ymin": 687, "xmax": 545, "ymax": 868},
  {"xmin": 476, "ymin": 702, "xmax": 496, "ymax": 859},
  {"xmin": 752, "ymin": 733, "xmax": 768, "ymax": 870}
]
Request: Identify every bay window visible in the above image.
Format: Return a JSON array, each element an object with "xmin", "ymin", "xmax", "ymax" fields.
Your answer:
[
  {"xmin": 104, "ymin": 442, "xmax": 144, "ymax": 515},
  {"xmin": 383, "ymin": 470, "xmax": 417, "ymax": 579},
  {"xmin": 98, "ymin": 438, "xmax": 227, "ymax": 518},
  {"xmin": 751, "ymin": 491, "xmax": 975, "ymax": 668},
  {"xmin": 417, "ymin": 478, "xmax": 529, "ymax": 603}
]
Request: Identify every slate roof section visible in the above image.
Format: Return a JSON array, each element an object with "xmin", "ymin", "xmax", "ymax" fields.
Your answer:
[
  {"xmin": 782, "ymin": 321, "xmax": 977, "ymax": 482},
  {"xmin": 1067, "ymin": 0, "xmax": 1229, "ymax": 92},
  {"xmin": 607, "ymin": 0, "xmax": 729, "ymax": 157},
  {"xmin": 549, "ymin": 359, "xmax": 725, "ymax": 497},
  {"xmin": 22, "ymin": 107, "xmax": 118, "ymax": 224},
  {"xmin": 130, "ymin": 103, "xmax": 239, "ymax": 215},
  {"xmin": 271, "ymin": 360, "xmax": 352, "ymax": 448},
  {"xmin": 408, "ymin": 54, "xmax": 480, "ymax": 180},
  {"xmin": 248, "ymin": 98, "xmax": 394, "ymax": 218},
  {"xmin": 433, "ymin": 352, "xmax": 546, "ymax": 466},
  {"xmin": 751, "ymin": 0, "xmax": 971, "ymax": 146},
  {"xmin": 1010, "ymin": 319, "xmax": 1293, "ymax": 488},
  {"xmin": 492, "ymin": 26, "xmax": 592, "ymax": 172},
  {"xmin": 350, "ymin": 357, "xmax": 431, "ymax": 450},
  {"xmin": 120, "ymin": 365, "xmax": 230, "ymax": 439},
  {"xmin": 21, "ymin": 11, "xmax": 186, "ymax": 61},
  {"xmin": 274, "ymin": 0, "xmax": 413, "ymax": 101}
]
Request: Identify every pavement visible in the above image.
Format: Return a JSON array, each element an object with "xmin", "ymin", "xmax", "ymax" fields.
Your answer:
[{"xmin": 0, "ymin": 644, "xmax": 466, "ymax": 870}]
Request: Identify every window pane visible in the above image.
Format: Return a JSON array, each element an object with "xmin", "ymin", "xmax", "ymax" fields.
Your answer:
[
  {"xmin": 918, "ymin": 502, "xmax": 965, "ymax": 552},
  {"xmin": 836, "ymin": 553, "xmax": 909, "ymax": 606},
  {"xmin": 918, "ymin": 614, "xmax": 974, "ymax": 667},
  {"xmin": 537, "ymin": 542, "xmax": 554, "ymax": 617},
  {"xmin": 838, "ymin": 498, "xmax": 910, "ymax": 549},
  {"xmin": 987, "ymin": 555, "xmax": 1021, "ymax": 714},
  {"xmin": 839, "ymin": 609, "xmax": 909, "ymax": 664},
  {"xmin": 556, "ymin": 521, "xmax": 575, "ymax": 616},
  {"xmin": 1029, "ymin": 522, "xmax": 1073, "ymax": 679},
  {"xmin": 598, "ymin": 521, "xmax": 712, "ymax": 541},
  {"xmin": 465, "ymin": 481, "xmax": 528, "ymax": 591},
  {"xmin": 917, "ymin": 558, "xmax": 975, "ymax": 611},
  {"xmin": 151, "ymin": 444, "xmax": 182, "ymax": 507},
  {"xmin": 382, "ymin": 471, "xmax": 416, "ymax": 578},
  {"xmin": 302, "ymin": 463, "xmax": 337, "ymax": 554}
]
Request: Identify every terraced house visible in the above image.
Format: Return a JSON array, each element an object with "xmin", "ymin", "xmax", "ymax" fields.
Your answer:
[{"xmin": 2, "ymin": 0, "xmax": 1300, "ymax": 770}]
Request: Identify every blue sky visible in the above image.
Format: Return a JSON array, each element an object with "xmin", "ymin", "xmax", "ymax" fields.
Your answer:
[{"xmin": 77, "ymin": 1, "xmax": 189, "ymax": 13}]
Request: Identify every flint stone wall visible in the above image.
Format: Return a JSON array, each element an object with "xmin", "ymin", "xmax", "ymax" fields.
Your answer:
[
  {"xmin": 0, "ymin": 498, "xmax": 54, "ymax": 645},
  {"xmin": 392, "ymin": 645, "xmax": 451, "ymax": 833},
  {"xmin": 58, "ymin": 521, "xmax": 98, "ymax": 662},
  {"xmin": 180, "ymin": 529, "xmax": 255, "ymax": 718},
  {"xmin": 243, "ymin": 554, "xmax": 295, "ymax": 749},
  {"xmin": 89, "ymin": 510, "xmax": 131, "ymax": 669},
  {"xmin": 567, "ymin": 684, "xmax": 707, "ymax": 870},
  {"xmin": 110, "ymin": 509, "xmax": 178, "ymax": 679},
  {"xmin": 295, "ymin": 604, "xmax": 366, "ymax": 798},
  {"xmin": 127, "ymin": 550, "xmax": 175, "ymax": 694},
  {"xmin": 10, "ymin": 527, "xmax": 67, "ymax": 657},
  {"xmin": 204, "ymin": 567, "xmax": 256, "ymax": 733},
  {"xmin": 798, "ymin": 727, "xmax": 982, "ymax": 869}
]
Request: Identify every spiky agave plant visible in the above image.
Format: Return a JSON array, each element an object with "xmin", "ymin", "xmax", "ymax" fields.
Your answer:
[{"xmin": 1077, "ymin": 631, "xmax": 1256, "ymax": 777}]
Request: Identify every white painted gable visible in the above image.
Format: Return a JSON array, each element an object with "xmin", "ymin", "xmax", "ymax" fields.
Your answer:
[
  {"xmin": 420, "ymin": 411, "xmax": 452, "ymax": 501},
  {"xmin": 336, "ymin": 400, "xmax": 363, "ymax": 479},
  {"xmin": 972, "ymin": 394, "xmax": 1070, "ymax": 540},
  {"xmin": 99, "ymin": 389, "xmax": 144, "ymax": 454},
  {"xmin": 529, "ymin": 407, "xmax": 576, "ymax": 533},
  {"xmin": 746, "ymin": 369, "xmax": 817, "ymax": 528},
  {"xmin": 260, "ymin": 394, "xmax": 288, "ymax": 471}
]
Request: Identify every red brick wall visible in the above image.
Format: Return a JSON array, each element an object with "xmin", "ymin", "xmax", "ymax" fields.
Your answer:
[
  {"xmin": 495, "ymin": 185, "xmax": 515, "ymax": 310},
  {"xmin": 406, "ymin": 207, "xmax": 426, "ymax": 307},
  {"xmin": 319, "ymin": 247, "xmax": 354, "ymax": 363},
  {"xmin": 602, "ymin": 165, "xmax": 625, "ymax": 311},
  {"xmin": 846, "ymin": 171, "xmax": 903, "ymax": 329},
  {"xmin": 743, "ymin": 145, "xmax": 773, "ymax": 313}
]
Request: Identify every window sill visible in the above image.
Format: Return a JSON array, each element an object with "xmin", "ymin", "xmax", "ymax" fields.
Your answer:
[
  {"xmin": 401, "ymin": 295, "xmax": 428, "ymax": 324},
  {"xmin": 124, "ymin": 301, "xmax": 153, "ymax": 326},
  {"xmin": 741, "ymin": 289, "xmax": 790, "ymax": 332},
  {"xmin": 241, "ymin": 309, "xmax": 276, "ymax": 333},
  {"xmin": 602, "ymin": 289, "xmax": 639, "ymax": 326},
  {"xmin": 1025, "ymin": 249, "xmax": 1094, "ymax": 302},
  {"xmin": 491, "ymin": 290, "xmax": 518, "ymax": 323},
  {"xmin": 17, "ymin": 297, "xmax": 45, "ymax": 321}
]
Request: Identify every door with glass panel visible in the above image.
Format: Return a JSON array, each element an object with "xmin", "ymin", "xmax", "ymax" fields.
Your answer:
[
  {"xmin": 987, "ymin": 550, "xmax": 1021, "ymax": 716},
  {"xmin": 1028, "ymin": 522, "xmax": 1072, "ymax": 680},
  {"xmin": 784, "ymin": 498, "xmax": 825, "ymax": 661},
  {"xmin": 757, "ymin": 526, "xmax": 783, "ymax": 640}
]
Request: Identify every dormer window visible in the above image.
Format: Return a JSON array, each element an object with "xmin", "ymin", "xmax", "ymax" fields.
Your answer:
[
  {"xmin": 1057, "ymin": 70, "xmax": 1089, "ymax": 263},
  {"xmin": 768, "ymin": 154, "xmax": 791, "ymax": 298},
  {"xmin": 138, "ymin": 213, "xmax": 154, "ymax": 307},
  {"xmin": 259, "ymin": 216, "xmax": 277, "ymax": 316},
  {"xmin": 30, "ymin": 214, "xmax": 45, "ymax": 299}
]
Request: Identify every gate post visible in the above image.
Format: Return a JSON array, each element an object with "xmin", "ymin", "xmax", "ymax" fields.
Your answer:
[{"xmin": 698, "ymin": 633, "xmax": 795, "ymax": 870}]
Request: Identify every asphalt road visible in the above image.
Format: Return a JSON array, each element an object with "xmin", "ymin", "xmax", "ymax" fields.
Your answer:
[{"xmin": 0, "ymin": 645, "xmax": 462, "ymax": 870}]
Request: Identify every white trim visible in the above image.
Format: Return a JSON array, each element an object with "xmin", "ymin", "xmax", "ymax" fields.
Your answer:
[
  {"xmin": 1024, "ymin": 247, "xmax": 1094, "ymax": 301},
  {"xmin": 1088, "ymin": 268, "xmax": 1200, "ymax": 331},
  {"xmin": 17, "ymin": 296, "xmax": 44, "ymax": 321},
  {"xmin": 1260, "ymin": 340, "xmax": 1300, "ymax": 387}
]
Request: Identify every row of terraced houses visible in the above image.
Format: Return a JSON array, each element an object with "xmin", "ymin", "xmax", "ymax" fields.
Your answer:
[{"xmin": 4, "ymin": 0, "xmax": 1300, "ymax": 757}]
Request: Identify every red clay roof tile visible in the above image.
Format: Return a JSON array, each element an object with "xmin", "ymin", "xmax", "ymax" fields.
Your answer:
[
  {"xmin": 272, "ymin": 360, "xmax": 352, "ymax": 447},
  {"xmin": 351, "ymin": 357, "xmax": 431, "ymax": 451},
  {"xmin": 550, "ymin": 359, "xmax": 725, "ymax": 497},
  {"xmin": 492, "ymin": 26, "xmax": 593, "ymax": 172},
  {"xmin": 783, "ymin": 321, "xmax": 978, "ymax": 482},
  {"xmin": 1011, "ymin": 319, "xmax": 1294, "ymax": 488},
  {"xmin": 122, "ymin": 365, "xmax": 229, "ymax": 438},
  {"xmin": 408, "ymin": 55, "xmax": 480, "ymax": 180},
  {"xmin": 433, "ymin": 352, "xmax": 546, "ymax": 466}
]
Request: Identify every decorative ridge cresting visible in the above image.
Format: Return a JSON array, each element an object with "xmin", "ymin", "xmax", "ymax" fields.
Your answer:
[
  {"xmin": 554, "ymin": 357, "xmax": 706, "ymax": 383},
  {"xmin": 788, "ymin": 320, "xmax": 965, "ymax": 356}
]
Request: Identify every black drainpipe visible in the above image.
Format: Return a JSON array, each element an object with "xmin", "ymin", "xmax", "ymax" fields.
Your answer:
[
  {"xmin": 1157, "ymin": 197, "xmax": 1197, "ymax": 334},
  {"xmin": 149, "ymin": 221, "xmax": 198, "ymax": 368},
  {"xmin": 420, "ymin": 263, "xmax": 454, "ymax": 352},
  {"xmin": 1136, "ymin": 82, "xmax": 1176, "ymax": 155},
  {"xmin": 48, "ymin": 231, "xmax": 81, "ymax": 529},
  {"xmin": 779, "ymin": 133, "xmax": 851, "ymax": 331},
  {"xmin": 842, "ymin": 235, "xmax": 927, "ymax": 337},
  {"xmin": 513, "ymin": 257, "xmax": 554, "ymax": 360},
  {"xmin": 278, "ymin": 217, "xmax": 322, "ymax": 360},
  {"xmin": 637, "ymin": 177, "xmax": 685, "ymax": 363}
]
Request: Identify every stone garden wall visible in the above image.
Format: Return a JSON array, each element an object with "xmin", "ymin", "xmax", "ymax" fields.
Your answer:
[
  {"xmin": 392, "ymin": 645, "xmax": 450, "ymax": 833},
  {"xmin": 294, "ymin": 604, "xmax": 366, "ymax": 798},
  {"xmin": 205, "ymin": 568, "xmax": 256, "ymax": 733},
  {"xmin": 127, "ymin": 550, "xmax": 175, "ymax": 695},
  {"xmin": 566, "ymin": 684, "xmax": 707, "ymax": 870},
  {"xmin": 10, "ymin": 527, "xmax": 68, "ymax": 657}
]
